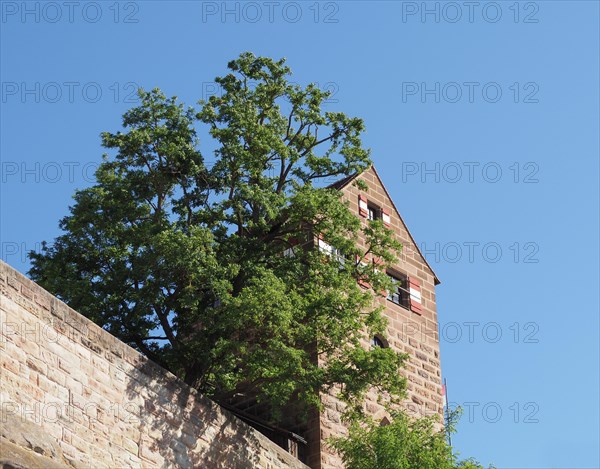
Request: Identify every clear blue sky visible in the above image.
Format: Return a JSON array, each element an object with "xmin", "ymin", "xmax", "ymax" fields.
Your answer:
[{"xmin": 1, "ymin": 2, "xmax": 598, "ymax": 467}]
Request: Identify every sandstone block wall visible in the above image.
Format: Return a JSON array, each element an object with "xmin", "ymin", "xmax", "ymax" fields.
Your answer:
[
  {"xmin": 310, "ymin": 167, "xmax": 444, "ymax": 469},
  {"xmin": 0, "ymin": 260, "xmax": 309, "ymax": 469}
]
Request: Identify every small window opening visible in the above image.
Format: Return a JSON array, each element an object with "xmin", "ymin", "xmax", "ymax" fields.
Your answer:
[
  {"xmin": 371, "ymin": 335, "xmax": 387, "ymax": 349},
  {"xmin": 387, "ymin": 272, "xmax": 410, "ymax": 309},
  {"xmin": 367, "ymin": 204, "xmax": 381, "ymax": 221}
]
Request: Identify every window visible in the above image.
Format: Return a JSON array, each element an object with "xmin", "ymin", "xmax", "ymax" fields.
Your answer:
[
  {"xmin": 283, "ymin": 236, "xmax": 303, "ymax": 258},
  {"xmin": 333, "ymin": 248, "xmax": 349, "ymax": 269},
  {"xmin": 329, "ymin": 246, "xmax": 348, "ymax": 269},
  {"xmin": 371, "ymin": 335, "xmax": 387, "ymax": 348},
  {"xmin": 387, "ymin": 272, "xmax": 410, "ymax": 309},
  {"xmin": 367, "ymin": 204, "xmax": 381, "ymax": 221},
  {"xmin": 359, "ymin": 196, "xmax": 391, "ymax": 226},
  {"xmin": 318, "ymin": 237, "xmax": 349, "ymax": 269}
]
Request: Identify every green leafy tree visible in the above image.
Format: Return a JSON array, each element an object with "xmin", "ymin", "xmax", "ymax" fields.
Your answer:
[
  {"xmin": 30, "ymin": 53, "xmax": 404, "ymax": 422},
  {"xmin": 331, "ymin": 409, "xmax": 495, "ymax": 469}
]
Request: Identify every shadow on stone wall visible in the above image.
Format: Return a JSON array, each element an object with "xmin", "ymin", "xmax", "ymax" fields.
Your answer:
[
  {"xmin": 0, "ymin": 412, "xmax": 71, "ymax": 469},
  {"xmin": 0, "ymin": 260, "xmax": 307, "ymax": 469},
  {"xmin": 124, "ymin": 358, "xmax": 266, "ymax": 468}
]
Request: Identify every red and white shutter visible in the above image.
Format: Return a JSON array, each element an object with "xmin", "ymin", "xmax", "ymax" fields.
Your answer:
[
  {"xmin": 358, "ymin": 194, "xmax": 368, "ymax": 218},
  {"xmin": 317, "ymin": 233, "xmax": 333, "ymax": 255},
  {"xmin": 357, "ymin": 254, "xmax": 370, "ymax": 288},
  {"xmin": 284, "ymin": 237, "xmax": 301, "ymax": 257},
  {"xmin": 382, "ymin": 208, "xmax": 391, "ymax": 227},
  {"xmin": 409, "ymin": 277, "xmax": 422, "ymax": 314}
]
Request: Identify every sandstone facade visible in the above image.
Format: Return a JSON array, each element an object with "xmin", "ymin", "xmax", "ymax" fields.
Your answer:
[{"xmin": 306, "ymin": 167, "xmax": 443, "ymax": 469}]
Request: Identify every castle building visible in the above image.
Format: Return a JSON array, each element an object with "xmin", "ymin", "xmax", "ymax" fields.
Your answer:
[
  {"xmin": 0, "ymin": 166, "xmax": 442, "ymax": 469},
  {"xmin": 305, "ymin": 166, "xmax": 443, "ymax": 469}
]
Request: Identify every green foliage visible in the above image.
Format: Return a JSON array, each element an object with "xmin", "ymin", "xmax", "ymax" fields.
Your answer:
[
  {"xmin": 29, "ymin": 53, "xmax": 404, "ymax": 421},
  {"xmin": 331, "ymin": 409, "xmax": 495, "ymax": 469}
]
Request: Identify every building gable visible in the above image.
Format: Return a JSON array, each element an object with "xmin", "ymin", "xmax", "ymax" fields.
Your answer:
[{"xmin": 332, "ymin": 166, "xmax": 440, "ymax": 285}]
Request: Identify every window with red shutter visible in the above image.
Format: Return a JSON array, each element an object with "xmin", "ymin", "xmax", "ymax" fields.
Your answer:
[
  {"xmin": 358, "ymin": 194, "xmax": 368, "ymax": 217},
  {"xmin": 387, "ymin": 271, "xmax": 410, "ymax": 309},
  {"xmin": 381, "ymin": 208, "xmax": 391, "ymax": 227},
  {"xmin": 409, "ymin": 277, "xmax": 423, "ymax": 314}
]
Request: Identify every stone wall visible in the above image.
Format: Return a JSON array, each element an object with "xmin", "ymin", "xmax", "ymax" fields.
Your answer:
[{"xmin": 0, "ymin": 260, "xmax": 309, "ymax": 469}]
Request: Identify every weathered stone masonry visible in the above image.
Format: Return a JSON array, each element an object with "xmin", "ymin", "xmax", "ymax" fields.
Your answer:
[
  {"xmin": 0, "ymin": 260, "xmax": 309, "ymax": 469},
  {"xmin": 306, "ymin": 167, "xmax": 444, "ymax": 469}
]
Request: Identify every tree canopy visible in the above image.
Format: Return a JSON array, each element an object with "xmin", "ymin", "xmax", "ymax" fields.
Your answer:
[
  {"xmin": 30, "ymin": 53, "xmax": 405, "ymax": 421},
  {"xmin": 331, "ymin": 409, "xmax": 496, "ymax": 469},
  {"xmin": 30, "ymin": 53, "xmax": 493, "ymax": 468}
]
